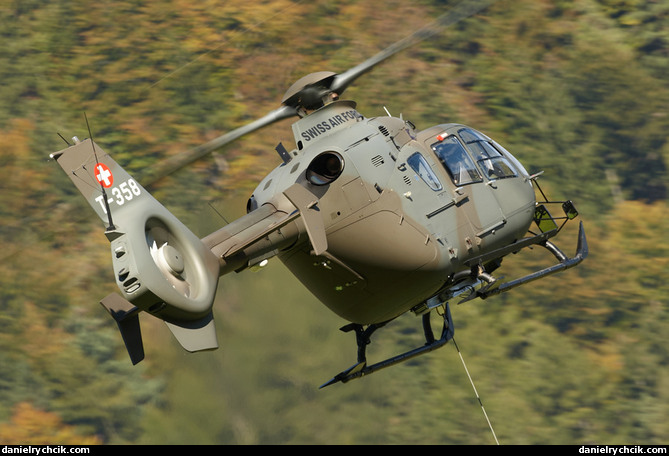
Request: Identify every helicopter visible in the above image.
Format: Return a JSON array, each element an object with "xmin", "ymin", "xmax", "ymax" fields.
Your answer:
[{"xmin": 50, "ymin": 0, "xmax": 587, "ymax": 388}]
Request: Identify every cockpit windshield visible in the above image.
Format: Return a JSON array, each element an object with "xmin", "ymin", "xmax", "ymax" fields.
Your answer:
[
  {"xmin": 431, "ymin": 136, "xmax": 482, "ymax": 186},
  {"xmin": 458, "ymin": 128, "xmax": 517, "ymax": 180}
]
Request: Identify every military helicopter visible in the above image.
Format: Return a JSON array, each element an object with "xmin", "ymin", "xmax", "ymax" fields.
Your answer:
[{"xmin": 50, "ymin": 0, "xmax": 587, "ymax": 387}]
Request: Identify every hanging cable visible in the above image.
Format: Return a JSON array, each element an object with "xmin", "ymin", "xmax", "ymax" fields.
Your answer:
[{"xmin": 453, "ymin": 337, "xmax": 499, "ymax": 445}]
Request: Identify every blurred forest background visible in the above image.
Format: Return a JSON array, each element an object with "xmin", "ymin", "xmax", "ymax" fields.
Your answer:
[{"xmin": 0, "ymin": 0, "xmax": 667, "ymax": 445}]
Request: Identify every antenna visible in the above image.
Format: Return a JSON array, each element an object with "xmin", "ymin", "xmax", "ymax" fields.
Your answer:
[
  {"xmin": 207, "ymin": 201, "xmax": 229, "ymax": 225},
  {"xmin": 57, "ymin": 132, "xmax": 72, "ymax": 146},
  {"xmin": 85, "ymin": 113, "xmax": 116, "ymax": 231}
]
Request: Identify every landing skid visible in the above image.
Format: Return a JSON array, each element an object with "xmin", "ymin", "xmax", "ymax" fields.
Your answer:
[
  {"xmin": 320, "ymin": 304, "xmax": 455, "ymax": 388},
  {"xmin": 460, "ymin": 221, "xmax": 588, "ymax": 303}
]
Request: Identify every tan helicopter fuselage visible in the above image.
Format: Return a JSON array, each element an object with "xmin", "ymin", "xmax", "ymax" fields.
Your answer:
[{"xmin": 243, "ymin": 100, "xmax": 536, "ymax": 325}]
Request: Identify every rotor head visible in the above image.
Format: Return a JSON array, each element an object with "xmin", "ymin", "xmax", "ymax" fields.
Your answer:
[{"xmin": 281, "ymin": 71, "xmax": 338, "ymax": 111}]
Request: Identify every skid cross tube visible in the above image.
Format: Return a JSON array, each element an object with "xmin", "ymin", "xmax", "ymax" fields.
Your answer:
[{"xmin": 320, "ymin": 304, "xmax": 455, "ymax": 388}]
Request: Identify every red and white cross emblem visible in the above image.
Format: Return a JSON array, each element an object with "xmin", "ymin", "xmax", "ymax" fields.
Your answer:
[{"xmin": 94, "ymin": 163, "xmax": 114, "ymax": 188}]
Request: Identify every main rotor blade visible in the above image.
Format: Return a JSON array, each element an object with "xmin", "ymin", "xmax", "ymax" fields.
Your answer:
[
  {"xmin": 139, "ymin": 104, "xmax": 298, "ymax": 187},
  {"xmin": 331, "ymin": 0, "xmax": 496, "ymax": 95},
  {"xmin": 138, "ymin": 0, "xmax": 496, "ymax": 186}
]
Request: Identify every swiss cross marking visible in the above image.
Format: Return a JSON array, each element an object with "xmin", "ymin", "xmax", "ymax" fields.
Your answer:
[{"xmin": 94, "ymin": 163, "xmax": 113, "ymax": 188}]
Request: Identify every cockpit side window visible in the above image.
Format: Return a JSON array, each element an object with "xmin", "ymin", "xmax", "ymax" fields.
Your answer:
[
  {"xmin": 407, "ymin": 152, "xmax": 442, "ymax": 191},
  {"xmin": 458, "ymin": 128, "xmax": 518, "ymax": 179},
  {"xmin": 431, "ymin": 136, "xmax": 482, "ymax": 186}
]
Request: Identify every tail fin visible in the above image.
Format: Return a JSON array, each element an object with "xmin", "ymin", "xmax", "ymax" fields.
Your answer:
[
  {"xmin": 52, "ymin": 138, "xmax": 220, "ymax": 360},
  {"xmin": 99, "ymin": 293, "xmax": 144, "ymax": 365}
]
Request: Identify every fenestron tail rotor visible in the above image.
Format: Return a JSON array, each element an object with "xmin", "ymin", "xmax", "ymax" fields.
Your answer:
[{"xmin": 147, "ymin": 219, "xmax": 191, "ymax": 298}]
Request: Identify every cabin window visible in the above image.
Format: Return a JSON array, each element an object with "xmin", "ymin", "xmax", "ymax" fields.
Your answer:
[
  {"xmin": 458, "ymin": 128, "xmax": 517, "ymax": 179},
  {"xmin": 407, "ymin": 152, "xmax": 442, "ymax": 191},
  {"xmin": 431, "ymin": 136, "xmax": 482, "ymax": 186}
]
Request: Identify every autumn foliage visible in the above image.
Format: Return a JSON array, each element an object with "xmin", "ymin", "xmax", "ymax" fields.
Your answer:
[{"xmin": 0, "ymin": 0, "xmax": 667, "ymax": 445}]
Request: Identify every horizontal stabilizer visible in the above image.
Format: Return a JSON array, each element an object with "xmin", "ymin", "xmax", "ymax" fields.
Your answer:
[
  {"xmin": 165, "ymin": 312, "xmax": 218, "ymax": 353},
  {"xmin": 100, "ymin": 293, "xmax": 145, "ymax": 365}
]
